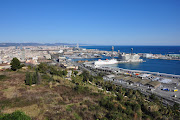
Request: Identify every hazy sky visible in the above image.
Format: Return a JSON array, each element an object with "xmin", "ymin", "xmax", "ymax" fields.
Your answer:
[{"xmin": 0, "ymin": 0, "xmax": 179, "ymax": 45}]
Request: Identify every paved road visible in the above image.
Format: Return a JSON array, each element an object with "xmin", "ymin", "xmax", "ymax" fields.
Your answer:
[{"xmin": 103, "ymin": 77, "xmax": 178, "ymax": 106}]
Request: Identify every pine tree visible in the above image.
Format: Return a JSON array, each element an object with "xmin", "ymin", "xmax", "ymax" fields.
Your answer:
[
  {"xmin": 62, "ymin": 70, "xmax": 67, "ymax": 76},
  {"xmin": 10, "ymin": 57, "xmax": 22, "ymax": 71},
  {"xmin": 74, "ymin": 71, "xmax": 78, "ymax": 75},
  {"xmin": 29, "ymin": 75, "xmax": 32, "ymax": 86},
  {"xmin": 25, "ymin": 70, "xmax": 41, "ymax": 86},
  {"xmin": 37, "ymin": 72, "xmax": 41, "ymax": 84},
  {"xmin": 25, "ymin": 72, "xmax": 30, "ymax": 85},
  {"xmin": 32, "ymin": 73, "xmax": 37, "ymax": 84}
]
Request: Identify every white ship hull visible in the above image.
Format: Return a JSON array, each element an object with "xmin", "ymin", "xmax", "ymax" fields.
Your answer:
[{"xmin": 94, "ymin": 59, "xmax": 118, "ymax": 65}]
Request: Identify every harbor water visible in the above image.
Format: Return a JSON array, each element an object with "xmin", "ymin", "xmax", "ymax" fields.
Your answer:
[{"xmin": 80, "ymin": 46, "xmax": 180, "ymax": 75}]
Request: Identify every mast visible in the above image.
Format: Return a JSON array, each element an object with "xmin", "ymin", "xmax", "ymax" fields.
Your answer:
[
  {"xmin": 112, "ymin": 46, "xmax": 114, "ymax": 59},
  {"xmin": 131, "ymin": 48, "xmax": 133, "ymax": 54}
]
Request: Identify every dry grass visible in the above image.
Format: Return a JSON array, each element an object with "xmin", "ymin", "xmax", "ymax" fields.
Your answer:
[
  {"xmin": 2, "ymin": 104, "xmax": 40, "ymax": 117},
  {"xmin": 0, "ymin": 71, "xmax": 105, "ymax": 120}
]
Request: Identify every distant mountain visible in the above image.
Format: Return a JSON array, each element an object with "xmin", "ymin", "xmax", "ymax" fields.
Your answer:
[{"xmin": 0, "ymin": 43, "xmax": 77, "ymax": 47}]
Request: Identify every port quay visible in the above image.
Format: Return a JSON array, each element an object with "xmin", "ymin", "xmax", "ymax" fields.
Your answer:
[
  {"xmin": 75, "ymin": 61, "xmax": 180, "ymax": 106},
  {"xmin": 85, "ymin": 61, "xmax": 180, "ymax": 79}
]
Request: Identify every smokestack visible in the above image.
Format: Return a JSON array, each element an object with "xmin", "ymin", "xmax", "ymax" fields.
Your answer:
[
  {"xmin": 112, "ymin": 46, "xmax": 114, "ymax": 59},
  {"xmin": 131, "ymin": 48, "xmax": 133, "ymax": 54}
]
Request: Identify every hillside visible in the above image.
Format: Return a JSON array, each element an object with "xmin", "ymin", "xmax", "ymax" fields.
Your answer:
[{"xmin": 0, "ymin": 64, "xmax": 179, "ymax": 120}]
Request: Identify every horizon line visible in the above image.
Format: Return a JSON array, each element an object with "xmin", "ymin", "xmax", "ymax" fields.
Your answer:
[{"xmin": 0, "ymin": 42, "xmax": 180, "ymax": 46}]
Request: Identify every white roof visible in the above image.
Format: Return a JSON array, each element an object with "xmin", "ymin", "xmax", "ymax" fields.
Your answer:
[
  {"xmin": 106, "ymin": 74, "xmax": 115, "ymax": 78},
  {"xmin": 138, "ymin": 74, "xmax": 151, "ymax": 78}
]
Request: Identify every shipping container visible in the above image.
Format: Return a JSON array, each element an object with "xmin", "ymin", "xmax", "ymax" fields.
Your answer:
[
  {"xmin": 173, "ymin": 89, "xmax": 178, "ymax": 92},
  {"xmin": 162, "ymin": 88, "xmax": 170, "ymax": 91}
]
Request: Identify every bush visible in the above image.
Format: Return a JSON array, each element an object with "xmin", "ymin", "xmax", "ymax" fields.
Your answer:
[
  {"xmin": 116, "ymin": 93, "xmax": 123, "ymax": 101},
  {"xmin": 0, "ymin": 111, "xmax": 31, "ymax": 120},
  {"xmin": 38, "ymin": 63, "xmax": 48, "ymax": 73},
  {"xmin": 99, "ymin": 96, "xmax": 115, "ymax": 111},
  {"xmin": 173, "ymin": 103, "xmax": 180, "ymax": 111},
  {"xmin": 80, "ymin": 70, "xmax": 90, "ymax": 82},
  {"xmin": 74, "ymin": 85, "xmax": 89, "ymax": 93},
  {"xmin": 150, "ymin": 94, "xmax": 159, "ymax": 103}
]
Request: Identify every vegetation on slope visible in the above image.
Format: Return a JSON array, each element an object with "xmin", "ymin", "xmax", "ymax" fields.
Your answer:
[
  {"xmin": 0, "ymin": 111, "xmax": 31, "ymax": 120},
  {"xmin": 0, "ymin": 63, "xmax": 179, "ymax": 120}
]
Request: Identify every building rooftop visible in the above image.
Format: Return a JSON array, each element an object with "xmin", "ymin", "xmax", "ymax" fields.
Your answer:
[
  {"xmin": 146, "ymin": 81, "xmax": 161, "ymax": 88},
  {"xmin": 128, "ymin": 78, "xmax": 141, "ymax": 83},
  {"xmin": 138, "ymin": 79, "xmax": 151, "ymax": 85}
]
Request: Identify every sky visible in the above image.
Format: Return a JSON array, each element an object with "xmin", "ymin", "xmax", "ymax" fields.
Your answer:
[{"xmin": 0, "ymin": 0, "xmax": 179, "ymax": 45}]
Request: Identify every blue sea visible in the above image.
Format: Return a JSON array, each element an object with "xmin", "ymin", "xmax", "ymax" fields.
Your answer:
[{"xmin": 80, "ymin": 46, "xmax": 180, "ymax": 75}]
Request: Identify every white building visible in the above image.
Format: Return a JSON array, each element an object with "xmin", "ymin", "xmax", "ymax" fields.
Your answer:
[
  {"xmin": 44, "ymin": 54, "xmax": 51, "ymax": 59},
  {"xmin": 118, "ymin": 53, "xmax": 143, "ymax": 62},
  {"xmin": 0, "ymin": 57, "xmax": 2, "ymax": 64},
  {"xmin": 143, "ymin": 53, "xmax": 153, "ymax": 58},
  {"xmin": 58, "ymin": 49, "xmax": 63, "ymax": 53}
]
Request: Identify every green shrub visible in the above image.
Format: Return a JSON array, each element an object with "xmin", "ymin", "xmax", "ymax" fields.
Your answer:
[
  {"xmin": 0, "ymin": 111, "xmax": 31, "ymax": 120},
  {"xmin": 73, "ymin": 113, "xmax": 82, "ymax": 120},
  {"xmin": 38, "ymin": 63, "xmax": 48, "ymax": 73},
  {"xmin": 99, "ymin": 96, "xmax": 115, "ymax": 111},
  {"xmin": 74, "ymin": 85, "xmax": 89, "ymax": 93}
]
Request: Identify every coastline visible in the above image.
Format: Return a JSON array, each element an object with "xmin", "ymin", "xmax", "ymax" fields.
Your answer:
[
  {"xmin": 84, "ymin": 61, "xmax": 180, "ymax": 78},
  {"xmin": 78, "ymin": 46, "xmax": 180, "ymax": 75}
]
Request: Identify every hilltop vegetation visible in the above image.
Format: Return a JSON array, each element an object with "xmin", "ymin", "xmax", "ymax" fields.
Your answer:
[{"xmin": 0, "ymin": 63, "xmax": 179, "ymax": 120}]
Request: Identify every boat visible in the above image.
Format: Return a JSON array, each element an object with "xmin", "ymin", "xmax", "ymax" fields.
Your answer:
[
  {"xmin": 94, "ymin": 47, "xmax": 143, "ymax": 66},
  {"xmin": 94, "ymin": 59, "xmax": 118, "ymax": 65}
]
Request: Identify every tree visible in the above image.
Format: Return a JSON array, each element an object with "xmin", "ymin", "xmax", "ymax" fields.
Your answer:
[
  {"xmin": 36, "ymin": 69, "xmax": 41, "ymax": 84},
  {"xmin": 89, "ymin": 75, "xmax": 93, "ymax": 82},
  {"xmin": 58, "ymin": 71, "xmax": 63, "ymax": 77},
  {"xmin": 81, "ymin": 70, "xmax": 89, "ymax": 83},
  {"xmin": 32, "ymin": 73, "xmax": 36, "ymax": 84},
  {"xmin": 116, "ymin": 93, "xmax": 123, "ymax": 101},
  {"xmin": 99, "ymin": 96, "xmax": 115, "ymax": 111},
  {"xmin": 25, "ymin": 72, "xmax": 30, "ymax": 85},
  {"xmin": 10, "ymin": 57, "xmax": 22, "ymax": 71},
  {"xmin": 25, "ymin": 72, "xmax": 33, "ymax": 86},
  {"xmin": 81, "ymin": 70, "xmax": 90, "ymax": 78},
  {"xmin": 74, "ymin": 71, "xmax": 78, "ymax": 76},
  {"xmin": 29, "ymin": 75, "xmax": 32, "ymax": 86},
  {"xmin": 38, "ymin": 63, "xmax": 48, "ymax": 73},
  {"xmin": 173, "ymin": 103, "xmax": 180, "ymax": 111},
  {"xmin": 25, "ymin": 70, "xmax": 41, "ymax": 86},
  {"xmin": 62, "ymin": 70, "xmax": 67, "ymax": 76}
]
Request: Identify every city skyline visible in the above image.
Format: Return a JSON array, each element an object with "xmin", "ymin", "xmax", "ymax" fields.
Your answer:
[{"xmin": 0, "ymin": 0, "xmax": 179, "ymax": 45}]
